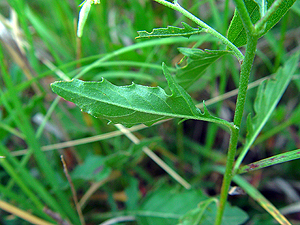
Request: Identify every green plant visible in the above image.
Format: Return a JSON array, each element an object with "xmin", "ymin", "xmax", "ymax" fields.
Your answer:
[
  {"xmin": 51, "ymin": 0, "xmax": 299, "ymax": 224},
  {"xmin": 1, "ymin": 0, "xmax": 300, "ymax": 224}
]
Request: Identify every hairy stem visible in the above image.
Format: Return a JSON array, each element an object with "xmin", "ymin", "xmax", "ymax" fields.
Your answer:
[{"xmin": 214, "ymin": 35, "xmax": 258, "ymax": 225}]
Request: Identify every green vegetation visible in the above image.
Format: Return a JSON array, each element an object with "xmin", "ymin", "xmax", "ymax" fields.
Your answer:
[{"xmin": 1, "ymin": 0, "xmax": 300, "ymax": 224}]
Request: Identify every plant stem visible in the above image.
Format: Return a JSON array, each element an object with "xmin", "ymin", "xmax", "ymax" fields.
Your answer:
[
  {"xmin": 153, "ymin": 0, "xmax": 244, "ymax": 61},
  {"xmin": 232, "ymin": 0, "xmax": 255, "ymax": 35},
  {"xmin": 214, "ymin": 35, "xmax": 258, "ymax": 225}
]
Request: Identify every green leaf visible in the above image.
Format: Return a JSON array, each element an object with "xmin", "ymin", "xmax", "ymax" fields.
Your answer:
[
  {"xmin": 71, "ymin": 155, "xmax": 111, "ymax": 182},
  {"xmin": 51, "ymin": 64, "xmax": 227, "ymax": 127},
  {"xmin": 179, "ymin": 199, "xmax": 248, "ymax": 225},
  {"xmin": 136, "ymin": 22, "xmax": 203, "ymax": 39},
  {"xmin": 136, "ymin": 187, "xmax": 207, "ymax": 225},
  {"xmin": 227, "ymin": 0, "xmax": 296, "ymax": 47},
  {"xmin": 176, "ymin": 48, "xmax": 231, "ymax": 89},
  {"xmin": 136, "ymin": 187, "xmax": 247, "ymax": 225},
  {"xmin": 238, "ymin": 149, "xmax": 300, "ymax": 174},
  {"xmin": 292, "ymin": 1, "xmax": 300, "ymax": 16},
  {"xmin": 125, "ymin": 177, "xmax": 140, "ymax": 211},
  {"xmin": 246, "ymin": 51, "xmax": 300, "ymax": 148},
  {"xmin": 227, "ymin": 0, "xmax": 259, "ymax": 48},
  {"xmin": 235, "ymin": 51, "xmax": 300, "ymax": 170}
]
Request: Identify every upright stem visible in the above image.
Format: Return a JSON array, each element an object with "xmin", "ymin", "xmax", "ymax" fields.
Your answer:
[
  {"xmin": 214, "ymin": 0, "xmax": 259, "ymax": 223},
  {"xmin": 214, "ymin": 35, "xmax": 258, "ymax": 225}
]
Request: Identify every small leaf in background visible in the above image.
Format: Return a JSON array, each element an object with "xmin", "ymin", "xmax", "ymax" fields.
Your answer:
[
  {"xmin": 125, "ymin": 176, "xmax": 140, "ymax": 210},
  {"xmin": 227, "ymin": 0, "xmax": 296, "ymax": 47},
  {"xmin": 136, "ymin": 187, "xmax": 207, "ymax": 225},
  {"xmin": 51, "ymin": 64, "xmax": 224, "ymax": 127},
  {"xmin": 136, "ymin": 187, "xmax": 248, "ymax": 225},
  {"xmin": 238, "ymin": 149, "xmax": 300, "ymax": 174},
  {"xmin": 71, "ymin": 155, "xmax": 111, "ymax": 182},
  {"xmin": 136, "ymin": 22, "xmax": 203, "ymax": 39},
  {"xmin": 176, "ymin": 48, "xmax": 231, "ymax": 89},
  {"xmin": 179, "ymin": 199, "xmax": 248, "ymax": 225},
  {"xmin": 178, "ymin": 198, "xmax": 218, "ymax": 225}
]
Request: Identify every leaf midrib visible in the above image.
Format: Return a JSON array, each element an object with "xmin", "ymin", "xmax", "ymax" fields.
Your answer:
[{"xmin": 57, "ymin": 84, "xmax": 202, "ymax": 120}]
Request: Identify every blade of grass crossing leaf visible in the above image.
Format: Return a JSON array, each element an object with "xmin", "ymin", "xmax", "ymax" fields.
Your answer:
[
  {"xmin": 90, "ymin": 61, "xmax": 177, "ymax": 72},
  {"xmin": 94, "ymin": 71, "xmax": 156, "ymax": 82},
  {"xmin": 238, "ymin": 149, "xmax": 300, "ymax": 174}
]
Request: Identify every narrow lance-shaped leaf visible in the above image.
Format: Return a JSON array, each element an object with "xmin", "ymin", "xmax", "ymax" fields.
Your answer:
[
  {"xmin": 136, "ymin": 22, "xmax": 203, "ymax": 39},
  {"xmin": 51, "ymin": 64, "xmax": 229, "ymax": 128},
  {"xmin": 176, "ymin": 48, "xmax": 231, "ymax": 89},
  {"xmin": 246, "ymin": 51, "xmax": 300, "ymax": 147},
  {"xmin": 227, "ymin": 0, "xmax": 296, "ymax": 47},
  {"xmin": 238, "ymin": 149, "xmax": 300, "ymax": 174},
  {"xmin": 235, "ymin": 50, "xmax": 300, "ymax": 171}
]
